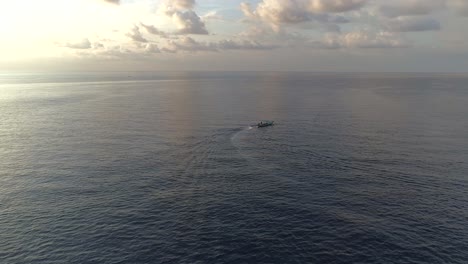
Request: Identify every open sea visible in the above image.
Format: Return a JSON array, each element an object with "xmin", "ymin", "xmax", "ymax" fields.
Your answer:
[{"xmin": 1, "ymin": 71, "xmax": 467, "ymax": 264}]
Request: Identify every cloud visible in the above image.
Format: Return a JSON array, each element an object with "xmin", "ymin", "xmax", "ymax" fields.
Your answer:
[
  {"xmin": 126, "ymin": 26, "xmax": 148, "ymax": 43},
  {"xmin": 309, "ymin": 35, "xmax": 342, "ymax": 49},
  {"xmin": 90, "ymin": 45, "xmax": 139, "ymax": 59},
  {"xmin": 217, "ymin": 39, "xmax": 278, "ymax": 50},
  {"xmin": 172, "ymin": 10, "xmax": 209, "ymax": 35},
  {"xmin": 161, "ymin": 36, "xmax": 276, "ymax": 53},
  {"xmin": 317, "ymin": 23, "xmax": 341, "ymax": 32},
  {"xmin": 241, "ymin": 0, "xmax": 367, "ymax": 25},
  {"xmin": 140, "ymin": 23, "xmax": 168, "ymax": 38},
  {"xmin": 312, "ymin": 31, "xmax": 410, "ymax": 49},
  {"xmin": 240, "ymin": 2, "xmax": 255, "ymax": 18},
  {"xmin": 160, "ymin": 0, "xmax": 209, "ymax": 35},
  {"xmin": 162, "ymin": 37, "xmax": 216, "ymax": 53},
  {"xmin": 93, "ymin": 42, "xmax": 105, "ymax": 49},
  {"xmin": 308, "ymin": 0, "xmax": 367, "ymax": 13},
  {"xmin": 172, "ymin": 0, "xmax": 195, "ymax": 10},
  {"xmin": 242, "ymin": 1, "xmax": 312, "ymax": 24},
  {"xmin": 239, "ymin": 25, "xmax": 308, "ymax": 47},
  {"xmin": 344, "ymin": 31, "xmax": 409, "ymax": 48},
  {"xmin": 103, "ymin": 0, "xmax": 120, "ymax": 4},
  {"xmin": 385, "ymin": 17, "xmax": 441, "ymax": 32},
  {"xmin": 144, "ymin": 43, "xmax": 161, "ymax": 54},
  {"xmin": 450, "ymin": 0, "xmax": 468, "ymax": 16},
  {"xmin": 63, "ymin": 38, "xmax": 92, "ymax": 49},
  {"xmin": 379, "ymin": 0, "xmax": 445, "ymax": 18},
  {"xmin": 202, "ymin": 11, "xmax": 223, "ymax": 21},
  {"xmin": 39, "ymin": 0, "xmax": 468, "ymax": 65}
]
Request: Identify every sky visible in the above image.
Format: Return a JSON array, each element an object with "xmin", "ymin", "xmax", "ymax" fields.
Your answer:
[{"xmin": 1, "ymin": 0, "xmax": 468, "ymax": 72}]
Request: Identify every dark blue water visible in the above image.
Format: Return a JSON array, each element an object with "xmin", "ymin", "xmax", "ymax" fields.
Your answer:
[{"xmin": 1, "ymin": 72, "xmax": 468, "ymax": 263}]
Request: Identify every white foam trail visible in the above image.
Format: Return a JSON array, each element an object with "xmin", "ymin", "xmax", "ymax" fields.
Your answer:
[{"xmin": 230, "ymin": 126, "xmax": 252, "ymax": 145}]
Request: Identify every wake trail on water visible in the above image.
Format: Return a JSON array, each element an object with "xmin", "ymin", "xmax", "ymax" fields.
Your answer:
[
  {"xmin": 230, "ymin": 126, "xmax": 253, "ymax": 149},
  {"xmin": 175, "ymin": 126, "xmax": 302, "ymax": 186},
  {"xmin": 230, "ymin": 126, "xmax": 260, "ymax": 166},
  {"xmin": 229, "ymin": 125, "xmax": 306, "ymax": 186},
  {"xmin": 174, "ymin": 127, "xmax": 248, "ymax": 186}
]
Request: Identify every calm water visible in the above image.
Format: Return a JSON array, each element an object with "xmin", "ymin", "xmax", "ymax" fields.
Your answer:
[{"xmin": 1, "ymin": 72, "xmax": 468, "ymax": 263}]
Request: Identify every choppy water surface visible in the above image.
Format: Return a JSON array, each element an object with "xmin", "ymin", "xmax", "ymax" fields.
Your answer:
[{"xmin": 1, "ymin": 72, "xmax": 468, "ymax": 263}]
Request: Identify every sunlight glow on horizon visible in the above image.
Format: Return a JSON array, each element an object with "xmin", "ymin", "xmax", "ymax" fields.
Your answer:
[{"xmin": 0, "ymin": 0, "xmax": 166, "ymax": 60}]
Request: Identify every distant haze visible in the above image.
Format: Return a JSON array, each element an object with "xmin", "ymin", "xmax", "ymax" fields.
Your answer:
[{"xmin": 1, "ymin": 0, "xmax": 468, "ymax": 72}]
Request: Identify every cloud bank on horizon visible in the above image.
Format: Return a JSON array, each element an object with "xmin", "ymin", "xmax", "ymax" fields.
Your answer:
[{"xmin": 1, "ymin": 0, "xmax": 468, "ymax": 71}]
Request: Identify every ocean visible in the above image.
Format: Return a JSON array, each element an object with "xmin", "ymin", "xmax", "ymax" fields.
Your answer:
[{"xmin": 1, "ymin": 72, "xmax": 467, "ymax": 263}]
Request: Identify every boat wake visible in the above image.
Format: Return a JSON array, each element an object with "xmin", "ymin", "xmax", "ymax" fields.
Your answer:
[{"xmin": 230, "ymin": 126, "xmax": 253, "ymax": 147}]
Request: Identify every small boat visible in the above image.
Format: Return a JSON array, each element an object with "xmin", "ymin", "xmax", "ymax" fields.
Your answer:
[{"xmin": 257, "ymin": 120, "xmax": 274, "ymax": 127}]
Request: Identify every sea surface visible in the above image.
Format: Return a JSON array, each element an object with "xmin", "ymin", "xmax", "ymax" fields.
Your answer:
[{"xmin": 1, "ymin": 72, "xmax": 468, "ymax": 263}]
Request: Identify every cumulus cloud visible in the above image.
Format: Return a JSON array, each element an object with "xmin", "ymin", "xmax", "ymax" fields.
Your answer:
[
  {"xmin": 309, "ymin": 0, "xmax": 367, "ymax": 13},
  {"xmin": 126, "ymin": 26, "xmax": 148, "ymax": 43},
  {"xmin": 52, "ymin": 0, "xmax": 466, "ymax": 62},
  {"xmin": 379, "ymin": 0, "xmax": 445, "ymax": 18},
  {"xmin": 385, "ymin": 17, "xmax": 441, "ymax": 32},
  {"xmin": 241, "ymin": 1, "xmax": 312, "ymax": 24},
  {"xmin": 202, "ymin": 11, "xmax": 224, "ymax": 21},
  {"xmin": 161, "ymin": 36, "xmax": 277, "ymax": 53},
  {"xmin": 140, "ymin": 23, "xmax": 168, "ymax": 38},
  {"xmin": 344, "ymin": 31, "xmax": 409, "ymax": 48},
  {"xmin": 172, "ymin": 0, "xmax": 195, "ymax": 10},
  {"xmin": 239, "ymin": 25, "xmax": 308, "ymax": 47},
  {"xmin": 312, "ymin": 31, "xmax": 409, "ymax": 49},
  {"xmin": 172, "ymin": 10, "xmax": 209, "ymax": 34},
  {"xmin": 63, "ymin": 38, "xmax": 92, "ymax": 49},
  {"xmin": 145, "ymin": 43, "xmax": 161, "ymax": 54},
  {"xmin": 93, "ymin": 42, "xmax": 105, "ymax": 49},
  {"xmin": 241, "ymin": 0, "xmax": 367, "ymax": 25},
  {"xmin": 162, "ymin": 37, "xmax": 216, "ymax": 52},
  {"xmin": 159, "ymin": 0, "xmax": 209, "ymax": 35},
  {"xmin": 91, "ymin": 45, "xmax": 139, "ymax": 59},
  {"xmin": 103, "ymin": 0, "xmax": 119, "ymax": 4},
  {"xmin": 240, "ymin": 3, "xmax": 255, "ymax": 17}
]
